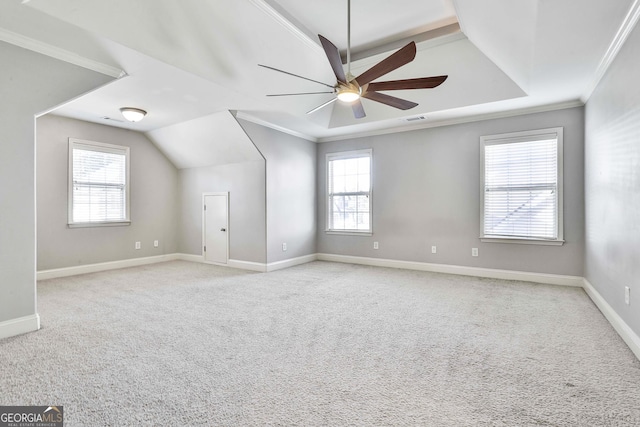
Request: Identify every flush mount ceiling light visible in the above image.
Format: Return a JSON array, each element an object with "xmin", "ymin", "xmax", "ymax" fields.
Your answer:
[{"xmin": 120, "ymin": 107, "xmax": 147, "ymax": 122}]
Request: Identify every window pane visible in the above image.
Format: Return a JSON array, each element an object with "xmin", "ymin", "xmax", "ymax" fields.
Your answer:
[
  {"xmin": 357, "ymin": 174, "xmax": 370, "ymax": 192},
  {"xmin": 344, "ymin": 158, "xmax": 358, "ymax": 175},
  {"xmin": 332, "ymin": 175, "xmax": 345, "ymax": 193},
  {"xmin": 344, "ymin": 212, "xmax": 357, "ymax": 229},
  {"xmin": 357, "ymin": 213, "xmax": 370, "ymax": 230},
  {"xmin": 332, "ymin": 212, "xmax": 345, "ymax": 230},
  {"xmin": 332, "ymin": 195, "xmax": 345, "ymax": 213},
  {"xmin": 358, "ymin": 157, "xmax": 370, "ymax": 175},
  {"xmin": 344, "ymin": 195, "xmax": 357, "ymax": 212},
  {"xmin": 345, "ymin": 174, "xmax": 358, "ymax": 192},
  {"xmin": 357, "ymin": 195, "xmax": 369, "ymax": 212},
  {"xmin": 332, "ymin": 159, "xmax": 346, "ymax": 177}
]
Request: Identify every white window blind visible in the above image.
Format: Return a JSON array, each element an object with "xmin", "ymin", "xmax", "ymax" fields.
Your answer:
[
  {"xmin": 481, "ymin": 128, "xmax": 563, "ymax": 242},
  {"xmin": 327, "ymin": 149, "xmax": 372, "ymax": 233},
  {"xmin": 68, "ymin": 139, "xmax": 130, "ymax": 226}
]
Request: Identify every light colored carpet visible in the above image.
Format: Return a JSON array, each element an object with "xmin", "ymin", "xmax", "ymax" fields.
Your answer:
[{"xmin": 1, "ymin": 260, "xmax": 639, "ymax": 426}]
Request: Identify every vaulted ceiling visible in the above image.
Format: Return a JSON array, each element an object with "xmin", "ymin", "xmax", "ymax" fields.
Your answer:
[{"xmin": 1, "ymin": 0, "xmax": 637, "ymax": 142}]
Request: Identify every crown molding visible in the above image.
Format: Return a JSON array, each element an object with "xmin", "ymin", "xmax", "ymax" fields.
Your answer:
[
  {"xmin": 247, "ymin": 0, "xmax": 322, "ymax": 54},
  {"xmin": 316, "ymin": 100, "xmax": 584, "ymax": 143},
  {"xmin": 582, "ymin": 0, "xmax": 640, "ymax": 102},
  {"xmin": 235, "ymin": 100, "xmax": 583, "ymax": 144},
  {"xmin": 0, "ymin": 27, "xmax": 124, "ymax": 78}
]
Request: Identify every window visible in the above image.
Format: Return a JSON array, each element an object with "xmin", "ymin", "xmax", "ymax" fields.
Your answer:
[
  {"xmin": 326, "ymin": 149, "xmax": 372, "ymax": 234},
  {"xmin": 480, "ymin": 127, "xmax": 563, "ymax": 245},
  {"xmin": 68, "ymin": 138, "xmax": 130, "ymax": 227}
]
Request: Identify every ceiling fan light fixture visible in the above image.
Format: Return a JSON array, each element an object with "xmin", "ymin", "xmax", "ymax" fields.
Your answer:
[
  {"xmin": 336, "ymin": 89, "xmax": 360, "ymax": 103},
  {"xmin": 120, "ymin": 107, "xmax": 147, "ymax": 122}
]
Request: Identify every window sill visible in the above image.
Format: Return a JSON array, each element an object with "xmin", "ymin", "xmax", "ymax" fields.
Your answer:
[
  {"xmin": 68, "ymin": 221, "xmax": 131, "ymax": 228},
  {"xmin": 480, "ymin": 237, "xmax": 564, "ymax": 246},
  {"xmin": 326, "ymin": 230, "xmax": 372, "ymax": 237}
]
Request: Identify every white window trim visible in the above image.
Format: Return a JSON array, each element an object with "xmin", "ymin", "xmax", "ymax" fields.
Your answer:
[
  {"xmin": 68, "ymin": 138, "xmax": 131, "ymax": 228},
  {"xmin": 479, "ymin": 127, "xmax": 564, "ymax": 246},
  {"xmin": 326, "ymin": 148, "xmax": 373, "ymax": 236}
]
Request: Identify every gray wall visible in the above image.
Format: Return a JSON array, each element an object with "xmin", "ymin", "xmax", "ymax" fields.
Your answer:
[
  {"xmin": 584, "ymin": 22, "xmax": 640, "ymax": 337},
  {"xmin": 0, "ymin": 42, "xmax": 112, "ymax": 324},
  {"xmin": 178, "ymin": 161, "xmax": 267, "ymax": 263},
  {"xmin": 317, "ymin": 107, "xmax": 585, "ymax": 276},
  {"xmin": 36, "ymin": 115, "xmax": 179, "ymax": 270},
  {"xmin": 238, "ymin": 120, "xmax": 317, "ymax": 263}
]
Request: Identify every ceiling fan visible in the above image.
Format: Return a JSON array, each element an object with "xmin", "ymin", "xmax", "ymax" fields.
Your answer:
[{"xmin": 259, "ymin": 0, "xmax": 448, "ymax": 119}]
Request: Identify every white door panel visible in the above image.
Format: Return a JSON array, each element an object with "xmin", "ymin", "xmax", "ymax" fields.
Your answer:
[{"xmin": 204, "ymin": 194, "xmax": 228, "ymax": 264}]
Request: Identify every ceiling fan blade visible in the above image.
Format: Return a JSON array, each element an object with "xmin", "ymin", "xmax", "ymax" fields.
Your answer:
[
  {"xmin": 319, "ymin": 35, "xmax": 347, "ymax": 84},
  {"xmin": 267, "ymin": 92, "xmax": 334, "ymax": 97},
  {"xmin": 367, "ymin": 76, "xmax": 448, "ymax": 91},
  {"xmin": 307, "ymin": 97, "xmax": 338, "ymax": 115},
  {"xmin": 352, "ymin": 99, "xmax": 366, "ymax": 119},
  {"xmin": 355, "ymin": 42, "xmax": 417, "ymax": 86},
  {"xmin": 363, "ymin": 91, "xmax": 418, "ymax": 110},
  {"xmin": 258, "ymin": 64, "xmax": 334, "ymax": 89}
]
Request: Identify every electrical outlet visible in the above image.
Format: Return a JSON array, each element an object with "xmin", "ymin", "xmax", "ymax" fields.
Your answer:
[
  {"xmin": 154, "ymin": 240, "xmax": 159, "ymax": 248},
  {"xmin": 625, "ymin": 286, "xmax": 630, "ymax": 305},
  {"xmin": 472, "ymin": 247, "xmax": 478, "ymax": 257},
  {"xmin": 135, "ymin": 241, "xmax": 141, "ymax": 250},
  {"xmin": 373, "ymin": 241, "xmax": 379, "ymax": 250},
  {"xmin": 282, "ymin": 243, "xmax": 287, "ymax": 251},
  {"xmin": 431, "ymin": 246, "xmax": 437, "ymax": 254}
]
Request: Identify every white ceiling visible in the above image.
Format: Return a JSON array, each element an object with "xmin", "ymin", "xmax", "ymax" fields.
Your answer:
[{"xmin": 1, "ymin": 0, "xmax": 636, "ymax": 141}]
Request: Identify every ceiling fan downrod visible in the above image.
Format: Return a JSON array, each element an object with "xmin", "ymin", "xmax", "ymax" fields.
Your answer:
[{"xmin": 347, "ymin": 0, "xmax": 351, "ymax": 78}]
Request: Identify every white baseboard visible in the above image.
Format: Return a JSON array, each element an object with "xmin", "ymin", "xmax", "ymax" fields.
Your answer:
[
  {"xmin": 174, "ymin": 253, "xmax": 205, "ymax": 263},
  {"xmin": 267, "ymin": 254, "xmax": 318, "ymax": 272},
  {"xmin": 228, "ymin": 259, "xmax": 267, "ymax": 272},
  {"xmin": 582, "ymin": 278, "xmax": 640, "ymax": 361},
  {"xmin": 37, "ymin": 254, "xmax": 180, "ymax": 280},
  {"xmin": 317, "ymin": 253, "xmax": 584, "ymax": 287},
  {"xmin": 36, "ymin": 253, "xmax": 319, "ymax": 278},
  {"xmin": 38, "ymin": 252, "xmax": 583, "ymax": 285},
  {"xmin": 0, "ymin": 314, "xmax": 40, "ymax": 340},
  {"xmin": 229, "ymin": 254, "xmax": 319, "ymax": 272}
]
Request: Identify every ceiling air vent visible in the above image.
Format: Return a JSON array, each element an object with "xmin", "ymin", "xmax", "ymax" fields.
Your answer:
[
  {"xmin": 101, "ymin": 116, "xmax": 124, "ymax": 123},
  {"xmin": 403, "ymin": 115, "xmax": 426, "ymax": 122}
]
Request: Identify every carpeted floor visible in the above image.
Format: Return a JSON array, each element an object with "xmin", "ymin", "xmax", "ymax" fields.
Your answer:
[{"xmin": 1, "ymin": 260, "xmax": 639, "ymax": 426}]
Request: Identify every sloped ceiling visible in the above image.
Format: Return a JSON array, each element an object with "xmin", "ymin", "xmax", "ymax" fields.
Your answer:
[
  {"xmin": 2, "ymin": 0, "xmax": 637, "ymax": 146},
  {"xmin": 147, "ymin": 111, "xmax": 263, "ymax": 170}
]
